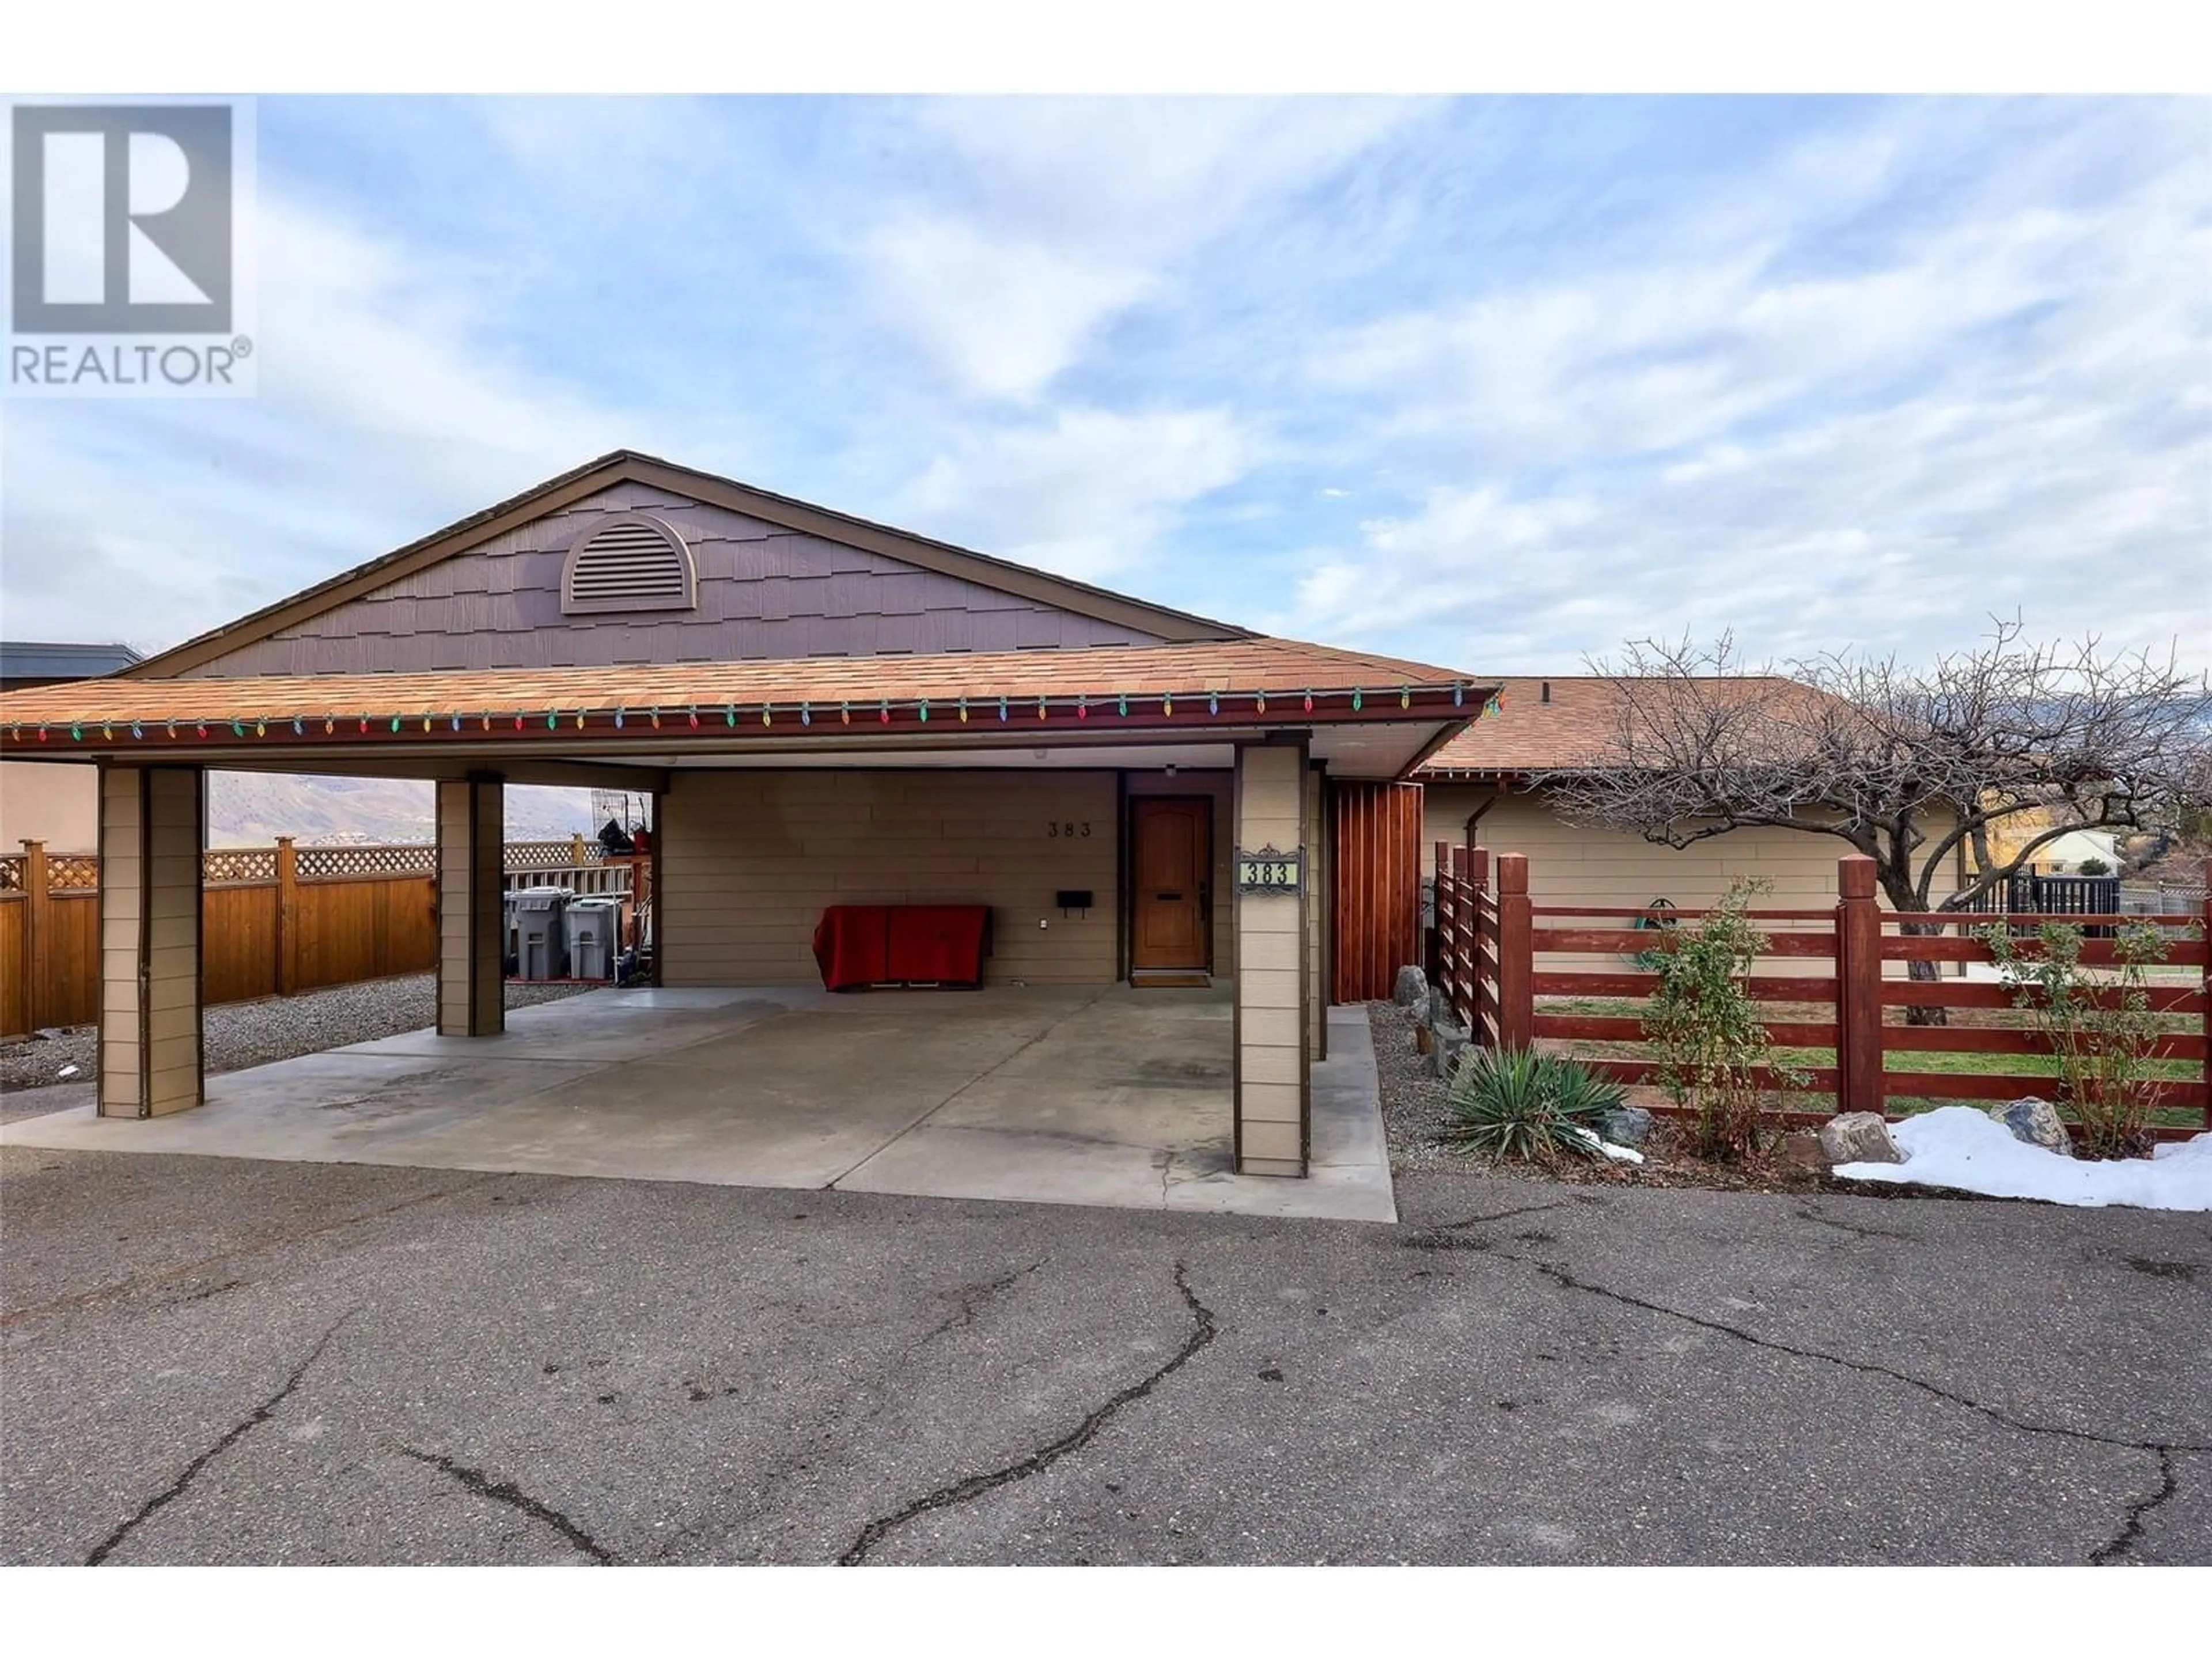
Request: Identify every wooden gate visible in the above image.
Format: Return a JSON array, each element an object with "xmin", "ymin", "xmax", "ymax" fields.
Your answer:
[{"xmin": 1331, "ymin": 781, "xmax": 1423, "ymax": 1002}]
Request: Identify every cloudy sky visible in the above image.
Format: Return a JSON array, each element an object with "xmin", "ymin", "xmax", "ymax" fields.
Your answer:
[{"xmin": 2, "ymin": 95, "xmax": 2206, "ymax": 673}]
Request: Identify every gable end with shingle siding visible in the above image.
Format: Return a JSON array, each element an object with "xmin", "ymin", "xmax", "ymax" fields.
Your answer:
[{"xmin": 179, "ymin": 483, "xmax": 1172, "ymax": 677}]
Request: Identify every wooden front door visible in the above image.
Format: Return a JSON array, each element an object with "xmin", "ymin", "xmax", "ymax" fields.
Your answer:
[{"xmin": 1130, "ymin": 797, "xmax": 1210, "ymax": 972}]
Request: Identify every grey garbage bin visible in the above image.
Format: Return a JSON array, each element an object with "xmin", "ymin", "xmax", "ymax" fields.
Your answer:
[
  {"xmin": 564, "ymin": 896, "xmax": 622, "ymax": 981},
  {"xmin": 512, "ymin": 886, "xmax": 573, "ymax": 979}
]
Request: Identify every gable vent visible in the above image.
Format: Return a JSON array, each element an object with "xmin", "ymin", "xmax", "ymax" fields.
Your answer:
[{"xmin": 561, "ymin": 514, "xmax": 697, "ymax": 615}]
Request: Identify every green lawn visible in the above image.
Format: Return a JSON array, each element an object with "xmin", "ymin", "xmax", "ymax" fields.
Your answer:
[{"xmin": 1533, "ymin": 994, "xmax": 2207, "ymax": 1132}]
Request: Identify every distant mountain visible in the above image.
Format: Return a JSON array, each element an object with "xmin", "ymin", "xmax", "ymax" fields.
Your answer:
[{"xmin": 206, "ymin": 772, "xmax": 597, "ymax": 847}]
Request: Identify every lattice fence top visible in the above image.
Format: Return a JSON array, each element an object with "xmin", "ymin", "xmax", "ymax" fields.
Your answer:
[
  {"xmin": 48, "ymin": 854, "xmax": 100, "ymax": 891},
  {"xmin": 296, "ymin": 844, "xmax": 437, "ymax": 880},
  {"xmin": 3, "ymin": 840, "xmax": 609, "ymax": 890},
  {"xmin": 504, "ymin": 840, "xmax": 605, "ymax": 872},
  {"xmin": 203, "ymin": 847, "xmax": 279, "ymax": 885}
]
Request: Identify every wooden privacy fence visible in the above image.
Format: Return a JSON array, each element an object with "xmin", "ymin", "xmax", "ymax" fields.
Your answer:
[
  {"xmin": 1331, "ymin": 781, "xmax": 1423, "ymax": 1003},
  {"xmin": 0, "ymin": 835, "xmax": 634, "ymax": 1039},
  {"xmin": 1432, "ymin": 846, "xmax": 2212, "ymax": 1139}
]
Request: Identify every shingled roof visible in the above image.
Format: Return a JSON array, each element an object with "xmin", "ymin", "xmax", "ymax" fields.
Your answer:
[
  {"xmin": 1418, "ymin": 675, "xmax": 1813, "ymax": 777},
  {"xmin": 0, "ymin": 638, "xmax": 1492, "ymax": 757}
]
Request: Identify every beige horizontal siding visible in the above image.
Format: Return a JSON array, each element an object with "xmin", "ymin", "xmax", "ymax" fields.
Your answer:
[
  {"xmin": 1422, "ymin": 787, "xmax": 1965, "ymax": 910},
  {"xmin": 662, "ymin": 769, "xmax": 1146, "ymax": 987}
]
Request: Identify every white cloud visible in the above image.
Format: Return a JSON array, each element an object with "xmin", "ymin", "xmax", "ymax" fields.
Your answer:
[
  {"xmin": 903, "ymin": 406, "xmax": 1263, "ymax": 580},
  {"xmin": 0, "ymin": 189, "xmax": 664, "ymax": 647},
  {"xmin": 1282, "ymin": 110, "xmax": 2212, "ymax": 668},
  {"xmin": 858, "ymin": 97, "xmax": 1423, "ymax": 401},
  {"xmin": 862, "ymin": 214, "xmax": 1158, "ymax": 403}
]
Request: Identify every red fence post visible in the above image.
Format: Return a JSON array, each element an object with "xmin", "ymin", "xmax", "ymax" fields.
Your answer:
[
  {"xmin": 1431, "ymin": 840, "xmax": 1453, "ymax": 1004},
  {"xmin": 1464, "ymin": 845, "xmax": 1491, "ymax": 1043},
  {"xmin": 2200, "ymin": 858, "xmax": 2211, "ymax": 1131},
  {"xmin": 1836, "ymin": 854, "xmax": 1883, "ymax": 1117},
  {"xmin": 1442, "ymin": 844, "xmax": 1467, "ymax": 1032},
  {"xmin": 1496, "ymin": 851, "xmax": 1533, "ymax": 1051}
]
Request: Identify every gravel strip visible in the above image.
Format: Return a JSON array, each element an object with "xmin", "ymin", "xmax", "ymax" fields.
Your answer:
[
  {"xmin": 0, "ymin": 973, "xmax": 597, "ymax": 1096},
  {"xmin": 1365, "ymin": 997, "xmax": 1843, "ymax": 1196},
  {"xmin": 1366, "ymin": 998, "xmax": 1464, "ymax": 1175}
]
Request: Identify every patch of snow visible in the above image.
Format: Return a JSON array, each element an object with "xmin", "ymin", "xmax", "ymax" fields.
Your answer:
[
  {"xmin": 1565, "ymin": 1126, "xmax": 1646, "ymax": 1165},
  {"xmin": 1834, "ymin": 1105, "xmax": 2212, "ymax": 1211}
]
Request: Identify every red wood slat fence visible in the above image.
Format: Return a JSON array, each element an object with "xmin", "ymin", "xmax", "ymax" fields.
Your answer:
[
  {"xmin": 1331, "ymin": 781, "xmax": 1423, "ymax": 1003},
  {"xmin": 1431, "ymin": 847, "xmax": 2211, "ymax": 1141}
]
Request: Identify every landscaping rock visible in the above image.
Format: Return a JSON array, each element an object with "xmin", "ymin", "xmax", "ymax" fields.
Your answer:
[
  {"xmin": 1819, "ymin": 1112, "xmax": 1904, "ymax": 1166},
  {"xmin": 1777, "ymin": 1131, "xmax": 1828, "ymax": 1173},
  {"xmin": 1988, "ymin": 1096, "xmax": 2071, "ymax": 1157},
  {"xmin": 1601, "ymin": 1106, "xmax": 1653, "ymax": 1147},
  {"xmin": 1393, "ymin": 965, "xmax": 1429, "ymax": 1008},
  {"xmin": 1427, "ymin": 1022, "xmax": 1469, "ymax": 1080}
]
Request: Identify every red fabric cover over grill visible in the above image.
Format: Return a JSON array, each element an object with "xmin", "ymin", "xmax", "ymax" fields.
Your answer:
[{"xmin": 812, "ymin": 904, "xmax": 990, "ymax": 990}]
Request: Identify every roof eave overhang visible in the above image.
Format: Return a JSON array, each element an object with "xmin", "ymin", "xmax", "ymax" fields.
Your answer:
[{"xmin": 2, "ymin": 683, "xmax": 1497, "ymax": 762}]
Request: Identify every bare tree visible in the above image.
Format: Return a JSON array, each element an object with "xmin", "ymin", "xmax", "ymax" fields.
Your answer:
[{"xmin": 1546, "ymin": 620, "xmax": 2212, "ymax": 922}]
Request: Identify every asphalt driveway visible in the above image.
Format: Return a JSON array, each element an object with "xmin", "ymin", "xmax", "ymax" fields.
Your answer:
[{"xmin": 2, "ymin": 1145, "xmax": 2206, "ymax": 1565}]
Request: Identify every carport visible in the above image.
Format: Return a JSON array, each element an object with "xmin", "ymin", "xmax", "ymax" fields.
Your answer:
[
  {"xmin": 0, "ymin": 451, "xmax": 1488, "ymax": 1207},
  {"xmin": 2, "ymin": 984, "xmax": 1395, "ymax": 1219}
]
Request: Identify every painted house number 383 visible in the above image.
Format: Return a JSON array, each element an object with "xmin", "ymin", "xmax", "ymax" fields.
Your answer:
[{"xmin": 1046, "ymin": 821, "xmax": 1092, "ymax": 837}]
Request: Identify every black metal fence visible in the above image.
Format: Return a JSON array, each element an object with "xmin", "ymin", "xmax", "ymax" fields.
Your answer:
[{"xmin": 1958, "ymin": 868, "xmax": 2123, "ymax": 936}]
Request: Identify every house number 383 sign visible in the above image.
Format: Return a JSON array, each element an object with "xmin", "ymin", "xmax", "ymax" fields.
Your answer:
[{"xmin": 1236, "ymin": 846, "xmax": 1304, "ymax": 893}]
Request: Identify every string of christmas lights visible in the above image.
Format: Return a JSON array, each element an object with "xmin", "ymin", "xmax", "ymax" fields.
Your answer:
[{"xmin": 2, "ymin": 681, "xmax": 1501, "ymax": 747}]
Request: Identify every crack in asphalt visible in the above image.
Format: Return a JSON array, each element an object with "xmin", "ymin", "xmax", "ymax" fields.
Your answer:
[
  {"xmin": 3, "ymin": 1175, "xmax": 498, "ymax": 1329},
  {"xmin": 85, "ymin": 1310, "xmax": 356, "ymax": 1565},
  {"xmin": 652, "ymin": 1255, "xmax": 1052, "ymax": 1563},
  {"xmin": 1430, "ymin": 1198, "xmax": 1585, "ymax": 1232},
  {"xmin": 836, "ymin": 1261, "xmax": 1217, "ymax": 1566},
  {"xmin": 926, "ymin": 1260, "xmax": 1046, "ymax": 1341},
  {"xmin": 1792, "ymin": 1205, "xmax": 1915, "ymax": 1242},
  {"xmin": 396, "ymin": 1447, "xmax": 615, "ymax": 1564},
  {"xmin": 2089, "ymin": 1448, "xmax": 2177, "ymax": 1566},
  {"xmin": 1518, "ymin": 1256, "xmax": 2210, "ymax": 1456},
  {"xmin": 1504, "ymin": 1253, "xmax": 2204, "ymax": 1563}
]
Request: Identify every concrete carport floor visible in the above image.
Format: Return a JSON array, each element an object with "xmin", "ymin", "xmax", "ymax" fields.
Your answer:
[{"xmin": 0, "ymin": 987, "xmax": 1395, "ymax": 1222}]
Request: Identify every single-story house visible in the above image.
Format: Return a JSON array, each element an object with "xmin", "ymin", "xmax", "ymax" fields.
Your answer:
[
  {"xmin": 0, "ymin": 642, "xmax": 142, "ymax": 849},
  {"xmin": 0, "ymin": 451, "xmax": 1494, "ymax": 1180},
  {"xmin": 1412, "ymin": 675, "xmax": 1969, "ymax": 912}
]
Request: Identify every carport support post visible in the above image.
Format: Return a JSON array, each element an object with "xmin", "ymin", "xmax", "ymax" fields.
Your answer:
[
  {"xmin": 436, "ymin": 775, "xmax": 504, "ymax": 1037},
  {"xmin": 1232, "ymin": 737, "xmax": 1310, "ymax": 1177},
  {"xmin": 97, "ymin": 765, "xmax": 204, "ymax": 1118}
]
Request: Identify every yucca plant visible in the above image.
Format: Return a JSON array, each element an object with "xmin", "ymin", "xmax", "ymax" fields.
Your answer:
[{"xmin": 1441, "ymin": 1046, "xmax": 1626, "ymax": 1160}]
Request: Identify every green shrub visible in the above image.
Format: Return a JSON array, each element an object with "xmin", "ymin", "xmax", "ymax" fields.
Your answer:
[
  {"xmin": 1441, "ymin": 1046, "xmax": 1626, "ymax": 1161},
  {"xmin": 2074, "ymin": 855, "xmax": 2112, "ymax": 877},
  {"xmin": 1979, "ymin": 916, "xmax": 2177, "ymax": 1160},
  {"xmin": 1641, "ymin": 877, "xmax": 1805, "ymax": 1161}
]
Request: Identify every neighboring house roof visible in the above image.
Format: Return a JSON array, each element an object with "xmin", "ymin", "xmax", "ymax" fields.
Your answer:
[
  {"xmin": 123, "ymin": 450, "xmax": 1254, "ymax": 680},
  {"xmin": 1418, "ymin": 674, "xmax": 1815, "ymax": 778},
  {"xmin": 0, "ymin": 637, "xmax": 1488, "ymax": 745},
  {"xmin": 0, "ymin": 641, "xmax": 144, "ymax": 688}
]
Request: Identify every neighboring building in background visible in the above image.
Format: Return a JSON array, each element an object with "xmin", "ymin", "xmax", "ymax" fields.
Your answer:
[
  {"xmin": 1980, "ymin": 806, "xmax": 2123, "ymax": 875},
  {"xmin": 1412, "ymin": 675, "xmax": 1968, "ymax": 910},
  {"xmin": 0, "ymin": 642, "xmax": 143, "ymax": 850}
]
